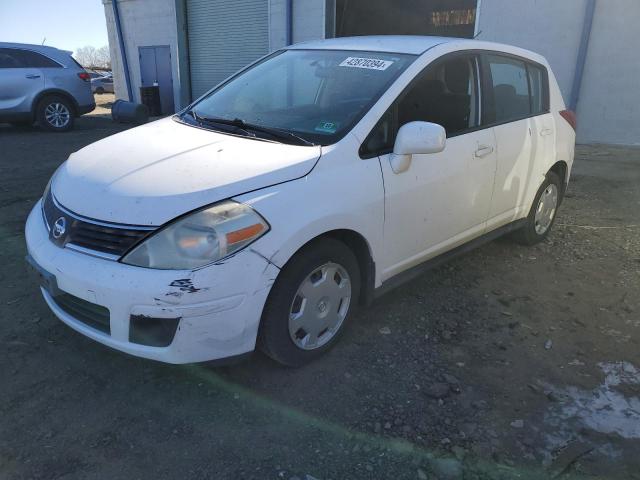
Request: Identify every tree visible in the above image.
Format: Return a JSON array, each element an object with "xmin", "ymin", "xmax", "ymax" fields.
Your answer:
[
  {"xmin": 95, "ymin": 46, "xmax": 111, "ymax": 69},
  {"xmin": 74, "ymin": 45, "xmax": 111, "ymax": 69},
  {"xmin": 74, "ymin": 46, "xmax": 97, "ymax": 68}
]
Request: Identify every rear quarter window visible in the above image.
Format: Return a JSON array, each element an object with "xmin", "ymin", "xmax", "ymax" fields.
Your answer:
[{"xmin": 527, "ymin": 63, "xmax": 549, "ymax": 115}]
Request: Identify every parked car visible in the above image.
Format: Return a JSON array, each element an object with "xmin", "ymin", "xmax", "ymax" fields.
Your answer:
[
  {"xmin": 25, "ymin": 36, "xmax": 576, "ymax": 366},
  {"xmin": 0, "ymin": 42, "xmax": 95, "ymax": 131},
  {"xmin": 86, "ymin": 69, "xmax": 112, "ymax": 79},
  {"xmin": 91, "ymin": 75, "xmax": 114, "ymax": 94},
  {"xmin": 86, "ymin": 70, "xmax": 104, "ymax": 79}
]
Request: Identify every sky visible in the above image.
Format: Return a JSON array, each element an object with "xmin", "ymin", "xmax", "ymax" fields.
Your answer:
[{"xmin": 0, "ymin": 0, "xmax": 109, "ymax": 54}]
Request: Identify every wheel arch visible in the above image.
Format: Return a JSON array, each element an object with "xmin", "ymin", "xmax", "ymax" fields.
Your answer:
[
  {"xmin": 549, "ymin": 160, "xmax": 569, "ymax": 198},
  {"xmin": 31, "ymin": 89, "xmax": 79, "ymax": 119},
  {"xmin": 275, "ymin": 229, "xmax": 376, "ymax": 308}
]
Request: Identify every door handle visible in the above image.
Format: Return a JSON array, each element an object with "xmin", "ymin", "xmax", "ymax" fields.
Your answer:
[
  {"xmin": 25, "ymin": 74, "xmax": 41, "ymax": 79},
  {"xmin": 475, "ymin": 145, "xmax": 494, "ymax": 158},
  {"xmin": 540, "ymin": 127, "xmax": 553, "ymax": 137}
]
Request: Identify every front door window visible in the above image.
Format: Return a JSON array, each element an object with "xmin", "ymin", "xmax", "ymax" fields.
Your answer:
[{"xmin": 361, "ymin": 54, "xmax": 482, "ymax": 158}]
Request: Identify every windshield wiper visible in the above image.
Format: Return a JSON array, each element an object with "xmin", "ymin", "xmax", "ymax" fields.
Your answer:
[
  {"xmin": 239, "ymin": 121, "xmax": 316, "ymax": 147},
  {"xmin": 188, "ymin": 111, "xmax": 315, "ymax": 146},
  {"xmin": 189, "ymin": 111, "xmax": 252, "ymax": 137}
]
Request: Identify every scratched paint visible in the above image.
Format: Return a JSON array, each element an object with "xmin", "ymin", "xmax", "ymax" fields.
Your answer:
[{"xmin": 169, "ymin": 278, "xmax": 201, "ymax": 293}]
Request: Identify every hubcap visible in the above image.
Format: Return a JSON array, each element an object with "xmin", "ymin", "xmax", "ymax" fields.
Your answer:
[
  {"xmin": 44, "ymin": 102, "xmax": 70, "ymax": 128},
  {"xmin": 288, "ymin": 262, "xmax": 352, "ymax": 350},
  {"xmin": 534, "ymin": 183, "xmax": 559, "ymax": 235}
]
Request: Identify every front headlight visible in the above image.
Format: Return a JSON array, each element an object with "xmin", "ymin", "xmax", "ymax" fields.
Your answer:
[{"xmin": 121, "ymin": 200, "xmax": 269, "ymax": 269}]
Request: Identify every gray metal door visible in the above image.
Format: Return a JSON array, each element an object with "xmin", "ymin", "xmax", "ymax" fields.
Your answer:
[
  {"xmin": 139, "ymin": 46, "xmax": 175, "ymax": 114},
  {"xmin": 186, "ymin": 0, "xmax": 269, "ymax": 99}
]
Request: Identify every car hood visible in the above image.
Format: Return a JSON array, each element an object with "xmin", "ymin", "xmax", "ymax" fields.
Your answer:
[{"xmin": 53, "ymin": 118, "xmax": 321, "ymax": 226}]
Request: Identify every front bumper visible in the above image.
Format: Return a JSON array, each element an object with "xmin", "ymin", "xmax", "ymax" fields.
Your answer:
[{"xmin": 25, "ymin": 201, "xmax": 279, "ymax": 363}]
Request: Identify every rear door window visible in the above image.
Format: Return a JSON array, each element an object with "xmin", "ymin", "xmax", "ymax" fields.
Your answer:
[
  {"xmin": 11, "ymin": 49, "xmax": 61, "ymax": 68},
  {"xmin": 486, "ymin": 55, "xmax": 530, "ymax": 123},
  {"xmin": 0, "ymin": 48, "xmax": 22, "ymax": 68}
]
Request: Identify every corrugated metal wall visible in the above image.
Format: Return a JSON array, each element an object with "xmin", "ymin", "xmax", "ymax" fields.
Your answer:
[{"xmin": 186, "ymin": 0, "xmax": 269, "ymax": 98}]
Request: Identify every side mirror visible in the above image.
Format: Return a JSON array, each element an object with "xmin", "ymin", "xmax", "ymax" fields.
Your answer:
[{"xmin": 390, "ymin": 121, "xmax": 446, "ymax": 173}]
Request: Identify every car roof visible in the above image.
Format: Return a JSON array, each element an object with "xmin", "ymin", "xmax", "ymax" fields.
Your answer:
[
  {"xmin": 286, "ymin": 35, "xmax": 546, "ymax": 64},
  {"xmin": 0, "ymin": 42, "xmax": 72, "ymax": 56},
  {"xmin": 287, "ymin": 35, "xmax": 467, "ymax": 55}
]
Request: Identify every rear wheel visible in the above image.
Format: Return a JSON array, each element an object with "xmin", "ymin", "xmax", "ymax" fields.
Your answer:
[
  {"xmin": 37, "ymin": 95, "xmax": 74, "ymax": 132},
  {"xmin": 513, "ymin": 171, "xmax": 562, "ymax": 245},
  {"xmin": 259, "ymin": 238, "xmax": 360, "ymax": 367},
  {"xmin": 95, "ymin": 87, "xmax": 105, "ymax": 94}
]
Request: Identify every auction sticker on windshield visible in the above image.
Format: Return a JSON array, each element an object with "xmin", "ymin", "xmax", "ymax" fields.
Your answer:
[
  {"xmin": 339, "ymin": 57, "xmax": 394, "ymax": 71},
  {"xmin": 315, "ymin": 121, "xmax": 338, "ymax": 133}
]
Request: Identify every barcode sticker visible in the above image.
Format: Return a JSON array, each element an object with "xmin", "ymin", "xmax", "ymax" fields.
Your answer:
[{"xmin": 339, "ymin": 57, "xmax": 394, "ymax": 71}]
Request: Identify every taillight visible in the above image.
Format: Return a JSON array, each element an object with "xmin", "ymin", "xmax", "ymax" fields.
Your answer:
[
  {"xmin": 560, "ymin": 110, "xmax": 577, "ymax": 131},
  {"xmin": 78, "ymin": 72, "xmax": 90, "ymax": 82}
]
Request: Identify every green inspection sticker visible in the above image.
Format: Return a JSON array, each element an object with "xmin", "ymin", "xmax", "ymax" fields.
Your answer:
[{"xmin": 315, "ymin": 121, "xmax": 338, "ymax": 133}]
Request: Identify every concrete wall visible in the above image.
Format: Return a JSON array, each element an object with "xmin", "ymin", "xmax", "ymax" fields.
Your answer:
[
  {"xmin": 576, "ymin": 0, "xmax": 640, "ymax": 145},
  {"xmin": 477, "ymin": 0, "xmax": 640, "ymax": 145},
  {"xmin": 102, "ymin": 0, "xmax": 182, "ymax": 109},
  {"xmin": 102, "ymin": 0, "xmax": 638, "ymax": 145},
  {"xmin": 269, "ymin": 0, "xmax": 326, "ymax": 51}
]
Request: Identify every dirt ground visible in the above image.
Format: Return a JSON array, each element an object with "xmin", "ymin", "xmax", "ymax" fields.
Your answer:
[{"xmin": 0, "ymin": 110, "xmax": 639, "ymax": 480}]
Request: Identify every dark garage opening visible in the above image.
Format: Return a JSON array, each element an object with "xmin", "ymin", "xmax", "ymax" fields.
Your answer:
[{"xmin": 335, "ymin": 0, "xmax": 478, "ymax": 39}]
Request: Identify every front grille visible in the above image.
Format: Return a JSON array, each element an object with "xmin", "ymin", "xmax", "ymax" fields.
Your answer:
[
  {"xmin": 53, "ymin": 293, "xmax": 111, "ymax": 334},
  {"xmin": 42, "ymin": 189, "xmax": 154, "ymax": 258},
  {"xmin": 69, "ymin": 221, "xmax": 150, "ymax": 256}
]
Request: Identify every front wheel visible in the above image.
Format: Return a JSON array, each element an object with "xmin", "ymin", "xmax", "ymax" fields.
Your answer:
[
  {"xmin": 513, "ymin": 171, "xmax": 562, "ymax": 245},
  {"xmin": 37, "ymin": 95, "xmax": 74, "ymax": 132},
  {"xmin": 259, "ymin": 238, "xmax": 360, "ymax": 367}
]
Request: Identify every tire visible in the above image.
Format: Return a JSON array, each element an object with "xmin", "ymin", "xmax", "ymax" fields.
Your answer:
[
  {"xmin": 36, "ymin": 95, "xmax": 74, "ymax": 132},
  {"xmin": 259, "ymin": 238, "xmax": 361, "ymax": 367},
  {"xmin": 95, "ymin": 87, "xmax": 105, "ymax": 94},
  {"xmin": 513, "ymin": 171, "xmax": 562, "ymax": 245}
]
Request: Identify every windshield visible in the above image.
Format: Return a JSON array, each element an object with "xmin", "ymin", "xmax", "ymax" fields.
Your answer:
[{"xmin": 185, "ymin": 49, "xmax": 416, "ymax": 145}]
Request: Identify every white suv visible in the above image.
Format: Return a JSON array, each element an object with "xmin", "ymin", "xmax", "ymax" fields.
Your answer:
[{"xmin": 25, "ymin": 36, "xmax": 576, "ymax": 366}]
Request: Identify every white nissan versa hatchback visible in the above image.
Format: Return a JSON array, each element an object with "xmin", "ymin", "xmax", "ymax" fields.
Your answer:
[{"xmin": 25, "ymin": 36, "xmax": 576, "ymax": 366}]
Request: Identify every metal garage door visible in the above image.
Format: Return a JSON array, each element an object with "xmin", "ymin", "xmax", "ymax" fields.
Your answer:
[{"xmin": 187, "ymin": 0, "xmax": 269, "ymax": 99}]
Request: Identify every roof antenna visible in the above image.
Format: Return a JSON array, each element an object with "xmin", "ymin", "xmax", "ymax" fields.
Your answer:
[
  {"xmin": 41, "ymin": 37, "xmax": 46, "ymax": 45},
  {"xmin": 473, "ymin": 30, "xmax": 482, "ymax": 39}
]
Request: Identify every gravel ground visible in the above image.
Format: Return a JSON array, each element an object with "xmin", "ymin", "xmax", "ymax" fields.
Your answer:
[
  {"xmin": 91, "ymin": 93, "xmax": 115, "ymax": 117},
  {"xmin": 0, "ymin": 116, "xmax": 638, "ymax": 480}
]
